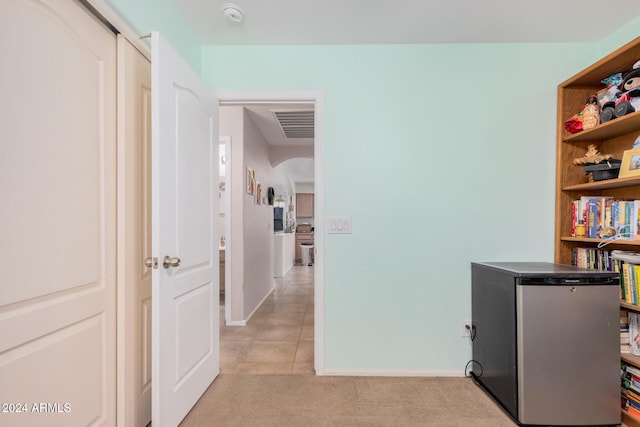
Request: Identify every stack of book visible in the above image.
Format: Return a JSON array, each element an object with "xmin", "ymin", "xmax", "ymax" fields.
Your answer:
[
  {"xmin": 622, "ymin": 362, "xmax": 640, "ymax": 416},
  {"xmin": 571, "ymin": 197, "xmax": 640, "ymax": 239},
  {"xmin": 614, "ymin": 251, "xmax": 640, "ymax": 307},
  {"xmin": 572, "ymin": 247, "xmax": 618, "ymax": 271},
  {"xmin": 572, "ymin": 249, "xmax": 640, "ymax": 307}
]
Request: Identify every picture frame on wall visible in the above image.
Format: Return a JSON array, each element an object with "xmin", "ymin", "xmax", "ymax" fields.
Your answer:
[
  {"xmin": 246, "ymin": 167, "xmax": 255, "ymax": 194},
  {"xmin": 620, "ymin": 148, "xmax": 640, "ymax": 178},
  {"xmin": 256, "ymin": 182, "xmax": 262, "ymax": 205}
]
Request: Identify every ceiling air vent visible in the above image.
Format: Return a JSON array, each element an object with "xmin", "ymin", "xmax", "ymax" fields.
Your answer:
[{"xmin": 272, "ymin": 110, "xmax": 314, "ymax": 138}]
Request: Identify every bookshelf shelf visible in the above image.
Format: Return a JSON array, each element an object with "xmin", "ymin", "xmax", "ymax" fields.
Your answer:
[
  {"xmin": 622, "ymin": 353, "xmax": 640, "ymax": 368},
  {"xmin": 563, "ymin": 111, "xmax": 640, "ymax": 143},
  {"xmin": 563, "ymin": 176, "xmax": 640, "ymax": 191},
  {"xmin": 622, "ymin": 408, "xmax": 640, "ymax": 427},
  {"xmin": 622, "ymin": 301, "xmax": 640, "ymax": 313},
  {"xmin": 560, "ymin": 236, "xmax": 640, "ymax": 247}
]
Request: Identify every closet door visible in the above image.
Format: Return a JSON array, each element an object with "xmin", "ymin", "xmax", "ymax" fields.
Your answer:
[
  {"xmin": 0, "ymin": 1, "xmax": 117, "ymax": 426},
  {"xmin": 117, "ymin": 35, "xmax": 152, "ymax": 427}
]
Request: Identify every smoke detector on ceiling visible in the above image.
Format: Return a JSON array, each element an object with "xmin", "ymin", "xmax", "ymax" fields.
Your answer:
[{"xmin": 222, "ymin": 3, "xmax": 244, "ymax": 23}]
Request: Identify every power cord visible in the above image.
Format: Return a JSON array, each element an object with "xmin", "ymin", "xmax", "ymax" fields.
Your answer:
[{"xmin": 464, "ymin": 360, "xmax": 483, "ymax": 378}]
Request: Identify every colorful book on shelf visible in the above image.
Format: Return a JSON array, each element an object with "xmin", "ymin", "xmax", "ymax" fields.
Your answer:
[
  {"xmin": 628, "ymin": 405, "xmax": 640, "ymax": 417},
  {"xmin": 590, "ymin": 198, "xmax": 598, "ymax": 238},
  {"xmin": 622, "ymin": 263, "xmax": 634, "ymax": 304},
  {"xmin": 636, "ymin": 265, "xmax": 640, "ymax": 306},
  {"xmin": 625, "ymin": 201, "xmax": 632, "ymax": 238},
  {"xmin": 605, "ymin": 198, "xmax": 613, "ymax": 231},
  {"xmin": 631, "ymin": 313, "xmax": 640, "ymax": 356},
  {"xmin": 635, "ymin": 200, "xmax": 640, "ymax": 240},
  {"xmin": 571, "ymin": 200, "xmax": 578, "ymax": 237},
  {"xmin": 627, "ymin": 388, "xmax": 640, "ymax": 404},
  {"xmin": 632, "ymin": 265, "xmax": 638, "ymax": 306},
  {"xmin": 624, "ymin": 362, "xmax": 640, "ymax": 377}
]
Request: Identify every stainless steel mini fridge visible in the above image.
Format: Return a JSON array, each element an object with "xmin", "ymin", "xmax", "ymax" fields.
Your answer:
[{"xmin": 471, "ymin": 262, "xmax": 620, "ymax": 426}]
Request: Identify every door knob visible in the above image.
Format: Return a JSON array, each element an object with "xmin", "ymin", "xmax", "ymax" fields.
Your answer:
[
  {"xmin": 163, "ymin": 256, "xmax": 181, "ymax": 269},
  {"xmin": 144, "ymin": 257, "xmax": 158, "ymax": 269}
]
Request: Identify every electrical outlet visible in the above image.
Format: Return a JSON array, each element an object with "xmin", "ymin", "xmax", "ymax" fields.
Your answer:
[{"xmin": 461, "ymin": 320, "xmax": 472, "ymax": 337}]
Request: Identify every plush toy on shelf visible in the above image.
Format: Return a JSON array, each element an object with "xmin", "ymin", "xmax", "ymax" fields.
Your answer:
[
  {"xmin": 600, "ymin": 60, "xmax": 640, "ymax": 122},
  {"xmin": 564, "ymin": 96, "xmax": 600, "ymax": 133}
]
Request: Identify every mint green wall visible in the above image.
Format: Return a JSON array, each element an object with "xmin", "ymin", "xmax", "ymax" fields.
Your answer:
[
  {"xmin": 202, "ymin": 42, "xmax": 599, "ymax": 372},
  {"xmin": 598, "ymin": 16, "xmax": 640, "ymax": 58},
  {"xmin": 104, "ymin": 0, "xmax": 201, "ymax": 72}
]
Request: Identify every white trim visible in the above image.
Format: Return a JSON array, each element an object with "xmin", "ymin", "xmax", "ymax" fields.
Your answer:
[
  {"xmin": 216, "ymin": 90, "xmax": 325, "ymax": 375},
  {"xmin": 227, "ymin": 286, "xmax": 275, "ymax": 327},
  {"xmin": 220, "ymin": 136, "xmax": 232, "ymax": 327},
  {"xmin": 312, "ymin": 96, "xmax": 325, "ymax": 376},
  {"xmin": 217, "ymin": 91, "xmax": 320, "ymax": 104},
  {"xmin": 115, "ymin": 34, "xmax": 127, "ymax": 427},
  {"xmin": 226, "ymin": 320, "xmax": 247, "ymax": 327},
  {"xmin": 85, "ymin": 0, "xmax": 151, "ymax": 60},
  {"xmin": 323, "ymin": 369, "xmax": 466, "ymax": 377}
]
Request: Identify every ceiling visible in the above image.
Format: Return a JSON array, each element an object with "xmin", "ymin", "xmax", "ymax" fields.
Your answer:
[
  {"xmin": 244, "ymin": 104, "xmax": 314, "ymax": 147},
  {"xmin": 241, "ymin": 104, "xmax": 315, "ymax": 186},
  {"xmin": 173, "ymin": 0, "xmax": 640, "ymax": 45},
  {"xmin": 275, "ymin": 158, "xmax": 314, "ymax": 186}
]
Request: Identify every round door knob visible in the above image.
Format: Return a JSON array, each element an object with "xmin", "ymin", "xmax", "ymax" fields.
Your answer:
[
  {"xmin": 144, "ymin": 257, "xmax": 158, "ymax": 269},
  {"xmin": 163, "ymin": 256, "xmax": 181, "ymax": 269}
]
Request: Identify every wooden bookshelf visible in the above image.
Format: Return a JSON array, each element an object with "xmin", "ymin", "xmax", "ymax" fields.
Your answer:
[{"xmin": 554, "ymin": 36, "xmax": 640, "ymax": 426}]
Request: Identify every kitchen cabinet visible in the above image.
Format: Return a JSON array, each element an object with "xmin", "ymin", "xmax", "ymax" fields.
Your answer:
[
  {"xmin": 295, "ymin": 233, "xmax": 314, "ymax": 264},
  {"xmin": 296, "ymin": 193, "xmax": 314, "ymax": 218},
  {"xmin": 274, "ymin": 233, "xmax": 295, "ymax": 277}
]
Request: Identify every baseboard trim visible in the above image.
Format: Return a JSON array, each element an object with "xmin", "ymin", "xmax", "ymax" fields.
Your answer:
[
  {"xmin": 321, "ymin": 368, "xmax": 465, "ymax": 377},
  {"xmin": 226, "ymin": 320, "xmax": 247, "ymax": 327},
  {"xmin": 224, "ymin": 282, "xmax": 276, "ymax": 327}
]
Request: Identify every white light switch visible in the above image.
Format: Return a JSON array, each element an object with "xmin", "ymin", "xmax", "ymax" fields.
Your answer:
[{"xmin": 329, "ymin": 217, "xmax": 352, "ymax": 234}]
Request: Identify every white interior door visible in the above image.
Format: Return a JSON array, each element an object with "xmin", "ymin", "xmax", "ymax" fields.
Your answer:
[
  {"xmin": 0, "ymin": 0, "xmax": 116, "ymax": 425},
  {"xmin": 117, "ymin": 35, "xmax": 152, "ymax": 427},
  {"xmin": 151, "ymin": 32, "xmax": 220, "ymax": 426}
]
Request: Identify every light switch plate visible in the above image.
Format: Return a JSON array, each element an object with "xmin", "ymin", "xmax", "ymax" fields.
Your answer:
[{"xmin": 329, "ymin": 217, "xmax": 352, "ymax": 234}]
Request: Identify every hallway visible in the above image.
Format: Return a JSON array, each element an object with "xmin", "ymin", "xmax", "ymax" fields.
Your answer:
[{"xmin": 219, "ymin": 266, "xmax": 315, "ymax": 375}]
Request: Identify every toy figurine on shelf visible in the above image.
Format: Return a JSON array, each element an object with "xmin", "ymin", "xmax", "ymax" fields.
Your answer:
[
  {"xmin": 573, "ymin": 144, "xmax": 612, "ymax": 165},
  {"xmin": 564, "ymin": 96, "xmax": 600, "ymax": 133},
  {"xmin": 600, "ymin": 60, "xmax": 640, "ymax": 122},
  {"xmin": 573, "ymin": 144, "xmax": 621, "ymax": 182}
]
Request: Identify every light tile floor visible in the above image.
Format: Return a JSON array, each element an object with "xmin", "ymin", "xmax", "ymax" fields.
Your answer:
[{"xmin": 219, "ymin": 265, "xmax": 314, "ymax": 375}]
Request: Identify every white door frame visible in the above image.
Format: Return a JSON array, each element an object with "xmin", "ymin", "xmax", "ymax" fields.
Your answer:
[
  {"xmin": 218, "ymin": 91, "xmax": 325, "ymax": 375},
  {"xmin": 220, "ymin": 136, "xmax": 233, "ymax": 327}
]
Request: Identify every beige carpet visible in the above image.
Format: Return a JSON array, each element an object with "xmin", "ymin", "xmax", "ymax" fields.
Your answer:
[{"xmin": 179, "ymin": 374, "xmax": 516, "ymax": 426}]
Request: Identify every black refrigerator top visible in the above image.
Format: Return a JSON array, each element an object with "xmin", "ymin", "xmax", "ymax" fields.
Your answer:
[{"xmin": 472, "ymin": 262, "xmax": 619, "ymax": 279}]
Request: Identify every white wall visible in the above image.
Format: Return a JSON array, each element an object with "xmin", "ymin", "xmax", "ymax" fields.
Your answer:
[
  {"xmin": 220, "ymin": 106, "xmax": 275, "ymax": 321},
  {"xmin": 242, "ymin": 110, "xmax": 275, "ymax": 316}
]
